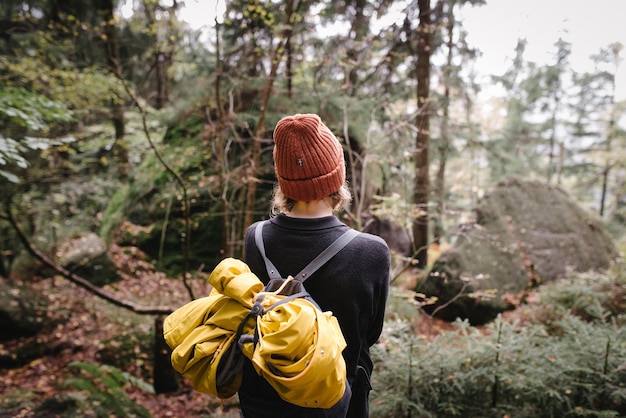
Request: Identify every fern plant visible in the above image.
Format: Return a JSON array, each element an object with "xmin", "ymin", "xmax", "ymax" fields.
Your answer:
[{"xmin": 62, "ymin": 361, "xmax": 153, "ymax": 418}]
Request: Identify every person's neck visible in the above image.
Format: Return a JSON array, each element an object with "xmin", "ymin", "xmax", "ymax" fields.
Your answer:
[{"xmin": 285, "ymin": 199, "xmax": 333, "ymax": 219}]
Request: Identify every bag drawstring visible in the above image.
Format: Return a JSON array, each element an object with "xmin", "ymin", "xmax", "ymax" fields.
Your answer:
[
  {"xmin": 253, "ymin": 275, "xmax": 294, "ymax": 303},
  {"xmin": 238, "ymin": 277, "xmax": 295, "ymax": 351},
  {"xmin": 239, "ymin": 275, "xmax": 311, "ymax": 351}
]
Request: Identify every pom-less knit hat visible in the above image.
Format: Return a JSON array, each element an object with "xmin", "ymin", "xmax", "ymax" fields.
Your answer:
[{"xmin": 273, "ymin": 114, "xmax": 346, "ymax": 202}]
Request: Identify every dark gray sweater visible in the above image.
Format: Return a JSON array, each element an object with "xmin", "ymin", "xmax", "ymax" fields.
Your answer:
[{"xmin": 238, "ymin": 214, "xmax": 390, "ymax": 418}]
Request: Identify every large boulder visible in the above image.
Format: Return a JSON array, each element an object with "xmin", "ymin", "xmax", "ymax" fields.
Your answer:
[
  {"xmin": 57, "ymin": 233, "xmax": 121, "ymax": 286},
  {"xmin": 363, "ymin": 216, "xmax": 412, "ymax": 257},
  {"xmin": 416, "ymin": 178, "xmax": 618, "ymax": 325}
]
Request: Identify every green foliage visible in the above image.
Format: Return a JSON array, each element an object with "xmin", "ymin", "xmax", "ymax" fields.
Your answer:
[
  {"xmin": 0, "ymin": 87, "xmax": 74, "ymax": 131},
  {"xmin": 373, "ymin": 268, "xmax": 626, "ymax": 417},
  {"xmin": 63, "ymin": 362, "xmax": 153, "ymax": 418},
  {"xmin": 0, "ymin": 137, "xmax": 25, "ymax": 183},
  {"xmin": 100, "ymin": 184, "xmax": 131, "ymax": 243},
  {"xmin": 1, "ymin": 54, "xmax": 124, "ymax": 122},
  {"xmin": 536, "ymin": 265, "xmax": 626, "ymax": 325},
  {"xmin": 162, "ymin": 112, "xmax": 207, "ymax": 147},
  {"xmin": 385, "ymin": 287, "xmax": 425, "ymax": 323},
  {"xmin": 0, "ymin": 87, "xmax": 75, "ymax": 182}
]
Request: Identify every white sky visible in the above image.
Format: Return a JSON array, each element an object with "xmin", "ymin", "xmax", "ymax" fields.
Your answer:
[
  {"xmin": 460, "ymin": 0, "xmax": 626, "ymax": 100},
  {"xmin": 125, "ymin": 0, "xmax": 626, "ymax": 100}
]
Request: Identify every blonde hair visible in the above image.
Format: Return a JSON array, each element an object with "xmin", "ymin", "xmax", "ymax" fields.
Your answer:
[{"xmin": 271, "ymin": 184, "xmax": 352, "ymax": 215}]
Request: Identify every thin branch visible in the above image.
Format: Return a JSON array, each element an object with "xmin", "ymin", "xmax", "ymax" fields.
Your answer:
[
  {"xmin": 4, "ymin": 192, "xmax": 176, "ymax": 315},
  {"xmin": 243, "ymin": 3, "xmax": 295, "ymax": 229},
  {"xmin": 112, "ymin": 64, "xmax": 194, "ymax": 300}
]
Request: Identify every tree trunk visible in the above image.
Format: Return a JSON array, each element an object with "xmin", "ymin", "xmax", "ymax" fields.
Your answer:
[
  {"xmin": 600, "ymin": 165, "xmax": 609, "ymax": 217},
  {"xmin": 155, "ymin": 51, "xmax": 167, "ymax": 109},
  {"xmin": 215, "ymin": 21, "xmax": 229, "ymax": 256},
  {"xmin": 0, "ymin": 250, "xmax": 8, "ymax": 278},
  {"xmin": 285, "ymin": 0, "xmax": 294, "ymax": 99},
  {"xmin": 435, "ymin": 1, "xmax": 454, "ymax": 245},
  {"xmin": 346, "ymin": 0, "xmax": 368, "ymax": 96},
  {"xmin": 344, "ymin": 0, "xmax": 370, "ymax": 219},
  {"xmin": 555, "ymin": 141, "xmax": 564, "ymax": 185},
  {"xmin": 155, "ymin": 1, "xmax": 178, "ymax": 109},
  {"xmin": 97, "ymin": 0, "xmax": 125, "ymax": 140},
  {"xmin": 412, "ymin": 0, "xmax": 432, "ymax": 268},
  {"xmin": 600, "ymin": 114, "xmax": 616, "ymax": 217},
  {"xmin": 243, "ymin": 2, "xmax": 295, "ymax": 231},
  {"xmin": 600, "ymin": 44, "xmax": 621, "ymax": 216},
  {"xmin": 153, "ymin": 316, "xmax": 179, "ymax": 394},
  {"xmin": 547, "ymin": 39, "xmax": 569, "ymax": 184}
]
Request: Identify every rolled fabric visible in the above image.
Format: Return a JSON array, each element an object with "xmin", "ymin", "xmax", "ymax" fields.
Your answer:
[
  {"xmin": 209, "ymin": 258, "xmax": 265, "ymax": 307},
  {"xmin": 244, "ymin": 293, "xmax": 347, "ymax": 409},
  {"xmin": 164, "ymin": 258, "xmax": 264, "ymax": 398}
]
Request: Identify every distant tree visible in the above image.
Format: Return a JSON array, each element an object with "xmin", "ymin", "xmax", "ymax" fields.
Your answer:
[
  {"xmin": 243, "ymin": 0, "xmax": 297, "ymax": 231},
  {"xmin": 134, "ymin": 0, "xmax": 182, "ymax": 109},
  {"xmin": 495, "ymin": 38, "xmax": 572, "ymax": 185},
  {"xmin": 567, "ymin": 43, "xmax": 624, "ymax": 216},
  {"xmin": 222, "ymin": 0, "xmax": 280, "ymax": 80},
  {"xmin": 595, "ymin": 43, "xmax": 623, "ymax": 217},
  {"xmin": 431, "ymin": 0, "xmax": 483, "ymax": 244},
  {"xmin": 412, "ymin": 0, "xmax": 433, "ymax": 268},
  {"xmin": 0, "ymin": 1, "xmax": 132, "ymax": 130},
  {"xmin": 540, "ymin": 38, "xmax": 571, "ymax": 184},
  {"xmin": 490, "ymin": 39, "xmax": 543, "ymax": 180}
]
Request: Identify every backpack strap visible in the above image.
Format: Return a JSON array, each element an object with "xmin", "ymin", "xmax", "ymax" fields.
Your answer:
[
  {"xmin": 254, "ymin": 220, "xmax": 282, "ymax": 281},
  {"xmin": 254, "ymin": 220, "xmax": 359, "ymax": 283},
  {"xmin": 296, "ymin": 228, "xmax": 359, "ymax": 281}
]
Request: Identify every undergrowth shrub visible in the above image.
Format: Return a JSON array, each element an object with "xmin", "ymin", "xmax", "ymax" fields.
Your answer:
[
  {"xmin": 372, "ymin": 265, "xmax": 626, "ymax": 417},
  {"xmin": 59, "ymin": 362, "xmax": 153, "ymax": 418}
]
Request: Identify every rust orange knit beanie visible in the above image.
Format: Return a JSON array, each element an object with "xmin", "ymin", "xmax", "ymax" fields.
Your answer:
[{"xmin": 273, "ymin": 114, "xmax": 346, "ymax": 202}]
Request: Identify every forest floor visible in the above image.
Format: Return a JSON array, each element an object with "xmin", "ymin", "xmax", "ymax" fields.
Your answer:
[{"xmin": 0, "ymin": 244, "xmax": 533, "ymax": 418}]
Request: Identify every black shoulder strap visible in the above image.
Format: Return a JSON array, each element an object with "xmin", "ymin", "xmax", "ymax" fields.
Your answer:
[{"xmin": 254, "ymin": 220, "xmax": 359, "ymax": 283}]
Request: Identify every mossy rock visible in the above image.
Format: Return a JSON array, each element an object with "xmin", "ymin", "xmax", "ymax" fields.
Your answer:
[
  {"xmin": 57, "ymin": 233, "xmax": 121, "ymax": 286},
  {"xmin": 117, "ymin": 203, "xmax": 227, "ymax": 277},
  {"xmin": 33, "ymin": 395, "xmax": 81, "ymax": 417},
  {"xmin": 417, "ymin": 178, "xmax": 619, "ymax": 325},
  {"xmin": 0, "ymin": 278, "xmax": 48, "ymax": 342}
]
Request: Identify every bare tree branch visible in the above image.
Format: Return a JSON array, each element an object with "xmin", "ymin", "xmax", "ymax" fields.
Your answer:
[
  {"xmin": 243, "ymin": 1, "xmax": 297, "ymax": 230},
  {"xmin": 112, "ymin": 62, "xmax": 194, "ymax": 301},
  {"xmin": 4, "ymin": 192, "xmax": 177, "ymax": 315}
]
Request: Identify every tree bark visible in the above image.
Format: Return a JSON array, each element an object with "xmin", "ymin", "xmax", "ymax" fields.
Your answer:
[
  {"xmin": 155, "ymin": 51, "xmax": 167, "ymax": 109},
  {"xmin": 412, "ymin": 0, "xmax": 432, "ymax": 268},
  {"xmin": 346, "ymin": 0, "xmax": 368, "ymax": 96},
  {"xmin": 153, "ymin": 316, "xmax": 179, "ymax": 393},
  {"xmin": 599, "ymin": 44, "xmax": 621, "ymax": 216},
  {"xmin": 285, "ymin": 0, "xmax": 294, "ymax": 99},
  {"xmin": 435, "ymin": 1, "xmax": 454, "ymax": 245},
  {"xmin": 97, "ymin": 0, "xmax": 125, "ymax": 140},
  {"xmin": 243, "ymin": 1, "xmax": 295, "ymax": 231}
]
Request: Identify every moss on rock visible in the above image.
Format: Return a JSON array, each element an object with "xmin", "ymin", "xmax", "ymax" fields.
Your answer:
[{"xmin": 417, "ymin": 178, "xmax": 619, "ymax": 325}]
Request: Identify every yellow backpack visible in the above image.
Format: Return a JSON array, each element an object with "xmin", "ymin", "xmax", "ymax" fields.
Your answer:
[
  {"xmin": 163, "ymin": 221, "xmax": 358, "ymax": 409},
  {"xmin": 241, "ymin": 221, "xmax": 358, "ymax": 408}
]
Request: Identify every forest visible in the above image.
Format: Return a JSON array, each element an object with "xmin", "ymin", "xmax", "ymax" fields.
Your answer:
[{"xmin": 1, "ymin": 0, "xmax": 626, "ymax": 417}]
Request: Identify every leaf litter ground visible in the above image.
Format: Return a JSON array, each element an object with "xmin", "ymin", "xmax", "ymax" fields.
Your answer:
[{"xmin": 0, "ymin": 244, "xmax": 536, "ymax": 418}]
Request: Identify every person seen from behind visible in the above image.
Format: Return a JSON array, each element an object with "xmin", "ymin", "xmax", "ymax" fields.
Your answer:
[{"xmin": 239, "ymin": 113, "xmax": 391, "ymax": 417}]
